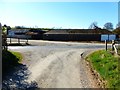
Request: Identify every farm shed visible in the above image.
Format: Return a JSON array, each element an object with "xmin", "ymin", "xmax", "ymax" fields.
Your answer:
[
  {"xmin": 7, "ymin": 29, "xmax": 31, "ymax": 39},
  {"xmin": 43, "ymin": 28, "xmax": 114, "ymax": 41}
]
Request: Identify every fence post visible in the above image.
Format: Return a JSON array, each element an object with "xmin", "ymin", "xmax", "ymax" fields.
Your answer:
[
  {"xmin": 26, "ymin": 37, "xmax": 28, "ymax": 44},
  {"xmin": 10, "ymin": 37, "xmax": 11, "ymax": 44},
  {"xmin": 18, "ymin": 38, "xmax": 20, "ymax": 44}
]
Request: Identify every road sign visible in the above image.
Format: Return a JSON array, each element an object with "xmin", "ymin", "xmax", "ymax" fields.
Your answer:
[
  {"xmin": 101, "ymin": 34, "xmax": 116, "ymax": 41},
  {"xmin": 109, "ymin": 35, "xmax": 116, "ymax": 41},
  {"xmin": 101, "ymin": 34, "xmax": 116, "ymax": 51},
  {"xmin": 101, "ymin": 34, "xmax": 109, "ymax": 41}
]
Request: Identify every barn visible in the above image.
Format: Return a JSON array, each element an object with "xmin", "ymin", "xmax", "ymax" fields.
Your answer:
[{"xmin": 43, "ymin": 28, "xmax": 114, "ymax": 41}]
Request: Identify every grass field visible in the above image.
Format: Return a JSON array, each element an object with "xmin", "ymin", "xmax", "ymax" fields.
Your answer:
[{"xmin": 86, "ymin": 50, "xmax": 120, "ymax": 88}]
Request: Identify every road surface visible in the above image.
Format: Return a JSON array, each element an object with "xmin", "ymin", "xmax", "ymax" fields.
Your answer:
[{"xmin": 3, "ymin": 40, "xmax": 111, "ymax": 89}]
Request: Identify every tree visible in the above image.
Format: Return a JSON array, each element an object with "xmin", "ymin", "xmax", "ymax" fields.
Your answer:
[
  {"xmin": 2, "ymin": 24, "xmax": 11, "ymax": 35},
  {"xmin": 103, "ymin": 22, "xmax": 114, "ymax": 31},
  {"xmin": 7, "ymin": 26, "xmax": 11, "ymax": 30},
  {"xmin": 113, "ymin": 27, "xmax": 120, "ymax": 34},
  {"xmin": 116, "ymin": 22, "xmax": 120, "ymax": 28},
  {"xmin": 2, "ymin": 24, "xmax": 7, "ymax": 34},
  {"xmin": 2, "ymin": 24, "xmax": 8, "ymax": 50},
  {"xmin": 15, "ymin": 26, "xmax": 25, "ymax": 29},
  {"xmin": 88, "ymin": 21, "xmax": 98, "ymax": 29}
]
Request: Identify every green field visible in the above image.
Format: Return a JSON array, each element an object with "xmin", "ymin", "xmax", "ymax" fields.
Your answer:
[{"xmin": 86, "ymin": 50, "xmax": 120, "ymax": 88}]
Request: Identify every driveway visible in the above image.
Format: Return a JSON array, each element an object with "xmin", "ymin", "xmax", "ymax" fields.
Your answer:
[{"xmin": 3, "ymin": 40, "xmax": 111, "ymax": 89}]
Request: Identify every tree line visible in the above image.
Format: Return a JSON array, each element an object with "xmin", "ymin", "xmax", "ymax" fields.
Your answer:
[
  {"xmin": 88, "ymin": 21, "xmax": 120, "ymax": 34},
  {"xmin": 1, "ymin": 21, "xmax": 120, "ymax": 35}
]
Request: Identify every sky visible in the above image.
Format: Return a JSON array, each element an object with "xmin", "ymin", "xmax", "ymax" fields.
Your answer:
[{"xmin": 0, "ymin": 2, "xmax": 118, "ymax": 29}]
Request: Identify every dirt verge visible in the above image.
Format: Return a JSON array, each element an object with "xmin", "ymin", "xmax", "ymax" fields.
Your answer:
[{"xmin": 83, "ymin": 50, "xmax": 107, "ymax": 88}]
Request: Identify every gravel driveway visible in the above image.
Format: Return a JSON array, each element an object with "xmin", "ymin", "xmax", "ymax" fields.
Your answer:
[{"xmin": 3, "ymin": 40, "xmax": 111, "ymax": 89}]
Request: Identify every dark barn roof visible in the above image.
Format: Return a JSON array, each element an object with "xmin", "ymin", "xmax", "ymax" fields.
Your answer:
[{"xmin": 45, "ymin": 28, "xmax": 113, "ymax": 34}]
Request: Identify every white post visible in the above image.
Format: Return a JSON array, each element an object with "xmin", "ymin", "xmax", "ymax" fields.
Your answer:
[
  {"xmin": 112, "ymin": 40, "xmax": 115, "ymax": 51},
  {"xmin": 113, "ymin": 44, "xmax": 118, "ymax": 55}
]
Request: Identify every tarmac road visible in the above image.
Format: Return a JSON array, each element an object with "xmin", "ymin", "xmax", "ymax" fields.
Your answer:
[{"xmin": 3, "ymin": 40, "xmax": 111, "ymax": 89}]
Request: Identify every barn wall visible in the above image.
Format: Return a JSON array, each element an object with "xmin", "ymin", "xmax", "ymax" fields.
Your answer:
[
  {"xmin": 43, "ymin": 34, "xmax": 101, "ymax": 41},
  {"xmin": 31, "ymin": 34, "xmax": 43, "ymax": 40}
]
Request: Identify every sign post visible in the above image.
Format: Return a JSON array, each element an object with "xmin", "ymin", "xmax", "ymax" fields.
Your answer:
[
  {"xmin": 105, "ymin": 40, "xmax": 107, "ymax": 51},
  {"xmin": 101, "ymin": 34, "xmax": 109, "ymax": 51},
  {"xmin": 101, "ymin": 34, "xmax": 116, "ymax": 51}
]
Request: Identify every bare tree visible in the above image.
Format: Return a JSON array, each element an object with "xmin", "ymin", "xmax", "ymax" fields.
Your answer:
[
  {"xmin": 103, "ymin": 22, "xmax": 114, "ymax": 31},
  {"xmin": 88, "ymin": 21, "xmax": 98, "ymax": 29}
]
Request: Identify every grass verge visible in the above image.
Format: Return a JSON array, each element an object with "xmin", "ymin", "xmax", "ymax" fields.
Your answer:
[
  {"xmin": 2, "ymin": 50, "xmax": 23, "ymax": 73},
  {"xmin": 9, "ymin": 51, "xmax": 23, "ymax": 63},
  {"xmin": 118, "ymin": 47, "xmax": 120, "ymax": 55},
  {"xmin": 86, "ymin": 50, "xmax": 120, "ymax": 88}
]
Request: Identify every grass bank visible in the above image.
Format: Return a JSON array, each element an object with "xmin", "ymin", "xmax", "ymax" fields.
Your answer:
[
  {"xmin": 86, "ymin": 50, "xmax": 120, "ymax": 88},
  {"xmin": 118, "ymin": 47, "xmax": 120, "ymax": 55},
  {"xmin": 2, "ymin": 50, "xmax": 23, "ymax": 73}
]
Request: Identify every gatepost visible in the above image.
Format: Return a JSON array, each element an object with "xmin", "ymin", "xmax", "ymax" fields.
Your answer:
[{"xmin": 0, "ymin": 23, "xmax": 2, "ymax": 90}]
